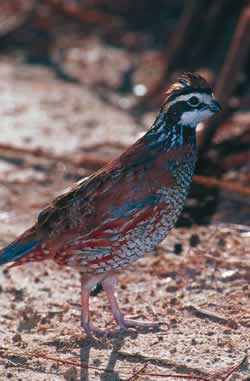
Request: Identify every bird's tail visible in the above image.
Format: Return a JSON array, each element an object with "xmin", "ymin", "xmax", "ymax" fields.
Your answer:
[{"xmin": 0, "ymin": 228, "xmax": 41, "ymax": 266}]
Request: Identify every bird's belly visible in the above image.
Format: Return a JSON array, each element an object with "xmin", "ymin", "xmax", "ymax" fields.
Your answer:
[
  {"xmin": 121, "ymin": 186, "xmax": 187, "ymax": 257},
  {"xmin": 56, "ymin": 186, "xmax": 188, "ymax": 273}
]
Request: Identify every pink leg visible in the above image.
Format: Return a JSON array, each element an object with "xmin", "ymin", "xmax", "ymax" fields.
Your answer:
[
  {"xmin": 102, "ymin": 275, "xmax": 160, "ymax": 331},
  {"xmin": 80, "ymin": 275, "xmax": 110, "ymax": 336},
  {"xmin": 80, "ymin": 288, "xmax": 91, "ymax": 335}
]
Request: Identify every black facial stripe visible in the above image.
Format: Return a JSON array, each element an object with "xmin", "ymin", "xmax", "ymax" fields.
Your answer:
[
  {"xmin": 168, "ymin": 100, "xmax": 205, "ymax": 115},
  {"xmin": 167, "ymin": 88, "xmax": 211, "ymax": 103}
]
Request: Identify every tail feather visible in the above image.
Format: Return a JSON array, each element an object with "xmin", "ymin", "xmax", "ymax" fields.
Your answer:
[{"xmin": 0, "ymin": 232, "xmax": 40, "ymax": 265}]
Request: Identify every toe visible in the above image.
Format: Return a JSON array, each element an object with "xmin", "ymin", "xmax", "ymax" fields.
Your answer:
[{"xmin": 123, "ymin": 319, "xmax": 160, "ymax": 329}]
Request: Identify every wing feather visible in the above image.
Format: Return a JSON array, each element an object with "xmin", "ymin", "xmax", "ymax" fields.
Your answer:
[
  {"xmin": 35, "ymin": 138, "xmax": 177, "ymax": 247},
  {"xmin": 36, "ymin": 169, "xmax": 109, "ymax": 241}
]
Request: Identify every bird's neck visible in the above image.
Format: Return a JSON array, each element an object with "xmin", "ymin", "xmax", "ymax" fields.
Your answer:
[
  {"xmin": 146, "ymin": 112, "xmax": 196, "ymax": 152},
  {"xmin": 115, "ymin": 113, "xmax": 197, "ymax": 171}
]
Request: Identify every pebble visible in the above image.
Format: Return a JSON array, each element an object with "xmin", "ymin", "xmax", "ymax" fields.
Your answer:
[
  {"xmin": 12, "ymin": 333, "xmax": 22, "ymax": 343},
  {"xmin": 63, "ymin": 366, "xmax": 78, "ymax": 381}
]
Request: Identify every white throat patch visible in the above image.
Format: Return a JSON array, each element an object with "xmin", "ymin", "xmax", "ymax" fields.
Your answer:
[{"xmin": 179, "ymin": 109, "xmax": 213, "ymax": 127}]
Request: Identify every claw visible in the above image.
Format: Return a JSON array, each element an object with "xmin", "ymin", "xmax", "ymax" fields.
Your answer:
[
  {"xmin": 121, "ymin": 319, "xmax": 160, "ymax": 329},
  {"xmin": 81, "ymin": 322, "xmax": 111, "ymax": 336}
]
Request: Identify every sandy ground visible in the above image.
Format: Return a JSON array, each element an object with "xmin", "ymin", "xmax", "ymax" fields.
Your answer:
[{"xmin": 0, "ymin": 58, "xmax": 249, "ymax": 381}]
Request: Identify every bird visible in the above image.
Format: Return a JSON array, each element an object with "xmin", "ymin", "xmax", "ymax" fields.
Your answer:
[{"xmin": 0, "ymin": 73, "xmax": 221, "ymax": 335}]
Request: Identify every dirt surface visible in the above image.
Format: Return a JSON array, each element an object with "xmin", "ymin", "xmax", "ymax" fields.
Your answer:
[{"xmin": 0, "ymin": 57, "xmax": 249, "ymax": 381}]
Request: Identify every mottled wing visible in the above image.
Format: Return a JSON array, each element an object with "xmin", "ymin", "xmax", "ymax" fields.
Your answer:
[
  {"xmin": 36, "ymin": 169, "xmax": 109, "ymax": 244},
  {"xmin": 35, "ymin": 137, "xmax": 177, "ymax": 254}
]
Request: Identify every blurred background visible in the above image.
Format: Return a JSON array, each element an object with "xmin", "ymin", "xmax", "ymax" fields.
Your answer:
[
  {"xmin": 0, "ymin": 3, "xmax": 250, "ymax": 379},
  {"xmin": 0, "ymin": 0, "xmax": 249, "ymax": 236}
]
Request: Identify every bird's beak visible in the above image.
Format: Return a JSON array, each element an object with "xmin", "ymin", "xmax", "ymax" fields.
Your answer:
[{"xmin": 209, "ymin": 99, "xmax": 221, "ymax": 113}]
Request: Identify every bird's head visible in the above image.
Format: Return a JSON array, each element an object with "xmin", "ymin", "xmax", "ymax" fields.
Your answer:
[{"xmin": 162, "ymin": 73, "xmax": 221, "ymax": 128}]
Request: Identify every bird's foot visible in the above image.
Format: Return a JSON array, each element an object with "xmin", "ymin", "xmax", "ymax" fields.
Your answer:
[
  {"xmin": 81, "ymin": 318, "xmax": 160, "ymax": 336},
  {"xmin": 117, "ymin": 317, "xmax": 161, "ymax": 331},
  {"xmin": 81, "ymin": 321, "xmax": 111, "ymax": 337}
]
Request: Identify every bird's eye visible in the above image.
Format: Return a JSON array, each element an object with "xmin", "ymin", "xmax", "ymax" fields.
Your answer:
[{"xmin": 188, "ymin": 96, "xmax": 200, "ymax": 107}]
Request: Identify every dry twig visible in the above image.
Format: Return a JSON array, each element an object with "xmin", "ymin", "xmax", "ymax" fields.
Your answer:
[
  {"xmin": 126, "ymin": 364, "xmax": 148, "ymax": 381},
  {"xmin": 0, "ymin": 143, "xmax": 106, "ymax": 170},
  {"xmin": 193, "ymin": 175, "xmax": 250, "ymax": 196},
  {"xmin": 186, "ymin": 304, "xmax": 238, "ymax": 329}
]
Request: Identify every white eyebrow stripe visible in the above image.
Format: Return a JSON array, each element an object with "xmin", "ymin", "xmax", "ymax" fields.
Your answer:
[{"xmin": 167, "ymin": 92, "xmax": 212, "ymax": 109}]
